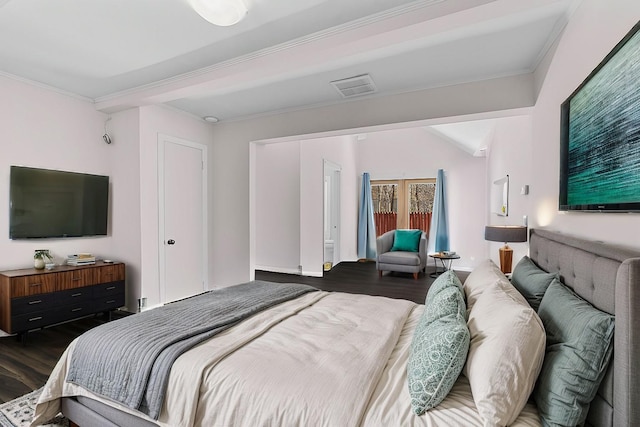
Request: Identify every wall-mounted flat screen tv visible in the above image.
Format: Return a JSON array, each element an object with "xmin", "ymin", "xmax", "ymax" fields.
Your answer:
[
  {"xmin": 10, "ymin": 166, "xmax": 109, "ymax": 239},
  {"xmin": 559, "ymin": 21, "xmax": 640, "ymax": 212}
]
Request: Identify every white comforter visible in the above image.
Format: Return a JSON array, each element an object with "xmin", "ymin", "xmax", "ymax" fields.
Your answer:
[{"xmin": 33, "ymin": 291, "xmax": 541, "ymax": 427}]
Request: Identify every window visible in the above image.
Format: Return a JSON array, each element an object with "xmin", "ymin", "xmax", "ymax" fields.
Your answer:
[{"xmin": 371, "ymin": 178, "xmax": 435, "ymax": 236}]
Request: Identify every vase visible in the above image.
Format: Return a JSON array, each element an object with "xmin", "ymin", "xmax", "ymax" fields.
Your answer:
[{"xmin": 34, "ymin": 258, "xmax": 45, "ymax": 270}]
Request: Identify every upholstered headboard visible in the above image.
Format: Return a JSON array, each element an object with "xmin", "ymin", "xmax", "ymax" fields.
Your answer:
[{"xmin": 529, "ymin": 229, "xmax": 640, "ymax": 427}]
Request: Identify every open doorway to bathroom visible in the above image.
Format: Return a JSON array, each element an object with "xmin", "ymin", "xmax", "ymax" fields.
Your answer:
[{"xmin": 323, "ymin": 160, "xmax": 341, "ymax": 273}]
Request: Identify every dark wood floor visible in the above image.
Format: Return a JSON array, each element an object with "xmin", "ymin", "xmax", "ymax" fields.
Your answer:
[
  {"xmin": 0, "ymin": 312, "xmax": 126, "ymax": 404},
  {"xmin": 0, "ymin": 261, "xmax": 467, "ymax": 404},
  {"xmin": 256, "ymin": 260, "xmax": 468, "ymax": 304}
]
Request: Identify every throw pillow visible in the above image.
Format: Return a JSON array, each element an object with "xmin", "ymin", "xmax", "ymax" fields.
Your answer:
[
  {"xmin": 511, "ymin": 256, "xmax": 558, "ymax": 311},
  {"xmin": 391, "ymin": 229, "xmax": 422, "ymax": 252},
  {"xmin": 464, "ymin": 280, "xmax": 546, "ymax": 426},
  {"xmin": 425, "ymin": 269, "xmax": 464, "ymax": 307},
  {"xmin": 423, "ymin": 285, "xmax": 466, "ymax": 326},
  {"xmin": 533, "ymin": 279, "xmax": 615, "ymax": 426},
  {"xmin": 407, "ymin": 311, "xmax": 469, "ymax": 415},
  {"xmin": 463, "ymin": 259, "xmax": 509, "ymax": 310}
]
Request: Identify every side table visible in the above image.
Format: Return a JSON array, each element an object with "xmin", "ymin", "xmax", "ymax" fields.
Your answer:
[{"xmin": 429, "ymin": 252, "xmax": 461, "ymax": 278}]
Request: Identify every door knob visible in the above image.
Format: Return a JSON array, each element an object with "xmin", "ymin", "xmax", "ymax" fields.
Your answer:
[{"xmin": 167, "ymin": 239, "xmax": 176, "ymax": 245}]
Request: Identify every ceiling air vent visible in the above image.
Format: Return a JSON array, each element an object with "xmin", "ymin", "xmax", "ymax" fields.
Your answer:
[{"xmin": 330, "ymin": 74, "xmax": 377, "ymax": 98}]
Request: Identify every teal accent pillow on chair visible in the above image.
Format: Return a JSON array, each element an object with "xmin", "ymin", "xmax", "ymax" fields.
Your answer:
[
  {"xmin": 533, "ymin": 279, "xmax": 615, "ymax": 426},
  {"xmin": 391, "ymin": 229, "xmax": 422, "ymax": 252}
]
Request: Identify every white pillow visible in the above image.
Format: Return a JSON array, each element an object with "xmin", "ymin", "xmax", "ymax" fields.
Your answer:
[
  {"xmin": 463, "ymin": 259, "xmax": 509, "ymax": 309},
  {"xmin": 464, "ymin": 280, "xmax": 546, "ymax": 426}
]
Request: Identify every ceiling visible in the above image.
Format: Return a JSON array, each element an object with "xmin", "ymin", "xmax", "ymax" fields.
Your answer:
[{"xmin": 0, "ymin": 0, "xmax": 578, "ymax": 147}]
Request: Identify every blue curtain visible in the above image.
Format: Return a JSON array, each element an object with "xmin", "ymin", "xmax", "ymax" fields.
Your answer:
[
  {"xmin": 429, "ymin": 169, "xmax": 450, "ymax": 253},
  {"xmin": 358, "ymin": 172, "xmax": 377, "ymax": 259}
]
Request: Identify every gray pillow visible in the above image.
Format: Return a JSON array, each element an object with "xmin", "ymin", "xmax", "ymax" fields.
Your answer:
[
  {"xmin": 407, "ymin": 301, "xmax": 469, "ymax": 415},
  {"xmin": 533, "ymin": 279, "xmax": 615, "ymax": 426},
  {"xmin": 511, "ymin": 256, "xmax": 558, "ymax": 311}
]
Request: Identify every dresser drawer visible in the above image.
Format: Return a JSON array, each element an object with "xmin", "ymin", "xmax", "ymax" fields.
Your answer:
[
  {"xmin": 56, "ymin": 288, "xmax": 94, "ymax": 306},
  {"xmin": 94, "ymin": 293, "xmax": 125, "ymax": 312},
  {"xmin": 93, "ymin": 281, "xmax": 124, "ymax": 298},
  {"xmin": 12, "ymin": 310, "xmax": 60, "ymax": 332},
  {"xmin": 55, "ymin": 303, "xmax": 93, "ymax": 320},
  {"xmin": 58, "ymin": 269, "xmax": 97, "ymax": 290},
  {"xmin": 95, "ymin": 264, "xmax": 125, "ymax": 283},
  {"xmin": 10, "ymin": 274, "xmax": 57, "ymax": 297},
  {"xmin": 11, "ymin": 293, "xmax": 58, "ymax": 316}
]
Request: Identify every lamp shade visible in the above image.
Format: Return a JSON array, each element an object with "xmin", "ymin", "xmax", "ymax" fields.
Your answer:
[{"xmin": 484, "ymin": 225, "xmax": 528, "ymax": 244}]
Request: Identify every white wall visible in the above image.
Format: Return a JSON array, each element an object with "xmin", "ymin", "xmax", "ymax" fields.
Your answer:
[
  {"xmin": 299, "ymin": 135, "xmax": 358, "ymax": 276},
  {"xmin": 0, "ymin": 78, "xmax": 217, "ymax": 311},
  {"xmin": 0, "ymin": 76, "xmax": 143, "ymax": 310},
  {"xmin": 210, "ymin": 75, "xmax": 535, "ymax": 286},
  {"xmin": 109, "ymin": 108, "xmax": 142, "ymax": 310},
  {"xmin": 254, "ymin": 141, "xmax": 300, "ymax": 273},
  {"xmin": 0, "ymin": 77, "xmax": 112, "ymax": 268},
  {"xmin": 357, "ymin": 127, "xmax": 487, "ymax": 271},
  {"xmin": 529, "ymin": 0, "xmax": 640, "ymax": 247},
  {"xmin": 213, "ymin": 74, "xmax": 533, "ymax": 287},
  {"xmin": 253, "ymin": 135, "xmax": 358, "ymax": 277},
  {"xmin": 485, "ymin": 116, "xmax": 533, "ymax": 268}
]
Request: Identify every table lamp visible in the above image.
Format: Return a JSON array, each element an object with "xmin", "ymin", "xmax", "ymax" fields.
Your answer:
[{"xmin": 484, "ymin": 225, "xmax": 528, "ymax": 274}]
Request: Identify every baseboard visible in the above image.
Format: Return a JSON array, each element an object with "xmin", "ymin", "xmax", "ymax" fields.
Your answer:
[
  {"xmin": 254, "ymin": 266, "xmax": 301, "ymax": 275},
  {"xmin": 301, "ymin": 270, "xmax": 323, "ymax": 278},
  {"xmin": 255, "ymin": 266, "xmax": 326, "ymax": 278}
]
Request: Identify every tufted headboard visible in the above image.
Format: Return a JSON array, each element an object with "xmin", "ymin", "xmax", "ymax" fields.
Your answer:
[{"xmin": 529, "ymin": 229, "xmax": 640, "ymax": 427}]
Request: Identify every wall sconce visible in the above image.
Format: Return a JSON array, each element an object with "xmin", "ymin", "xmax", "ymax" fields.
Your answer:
[{"xmin": 484, "ymin": 225, "xmax": 528, "ymax": 274}]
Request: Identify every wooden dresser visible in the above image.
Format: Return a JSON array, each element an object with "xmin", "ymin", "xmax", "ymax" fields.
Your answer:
[{"xmin": 0, "ymin": 261, "xmax": 125, "ymax": 336}]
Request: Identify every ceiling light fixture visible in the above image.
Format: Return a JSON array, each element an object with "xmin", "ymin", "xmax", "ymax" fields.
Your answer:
[
  {"xmin": 203, "ymin": 116, "xmax": 219, "ymax": 123},
  {"xmin": 188, "ymin": 0, "xmax": 248, "ymax": 27}
]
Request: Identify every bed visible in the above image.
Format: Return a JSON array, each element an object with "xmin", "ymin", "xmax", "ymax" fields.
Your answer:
[{"xmin": 31, "ymin": 229, "xmax": 640, "ymax": 427}]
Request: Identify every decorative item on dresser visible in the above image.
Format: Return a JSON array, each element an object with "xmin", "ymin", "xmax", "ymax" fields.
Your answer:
[{"xmin": 0, "ymin": 261, "xmax": 125, "ymax": 342}]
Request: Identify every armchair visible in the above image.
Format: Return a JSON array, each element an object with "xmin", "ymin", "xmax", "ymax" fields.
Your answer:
[{"xmin": 376, "ymin": 229, "xmax": 428, "ymax": 279}]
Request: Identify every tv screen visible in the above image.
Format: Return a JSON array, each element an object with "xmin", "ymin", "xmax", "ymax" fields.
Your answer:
[
  {"xmin": 559, "ymin": 21, "xmax": 640, "ymax": 212},
  {"xmin": 10, "ymin": 166, "xmax": 109, "ymax": 239}
]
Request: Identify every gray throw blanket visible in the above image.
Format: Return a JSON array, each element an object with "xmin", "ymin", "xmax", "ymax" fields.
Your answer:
[{"xmin": 66, "ymin": 280, "xmax": 317, "ymax": 419}]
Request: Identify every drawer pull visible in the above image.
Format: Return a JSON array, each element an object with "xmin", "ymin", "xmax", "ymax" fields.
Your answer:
[
  {"xmin": 28, "ymin": 300, "xmax": 43, "ymax": 305},
  {"xmin": 72, "ymin": 293, "xmax": 83, "ymax": 297},
  {"xmin": 29, "ymin": 283, "xmax": 42, "ymax": 287},
  {"xmin": 72, "ymin": 277, "xmax": 81, "ymax": 281},
  {"xmin": 106, "ymin": 300, "xmax": 116, "ymax": 304},
  {"xmin": 106, "ymin": 286, "xmax": 116, "ymax": 290},
  {"xmin": 29, "ymin": 316, "xmax": 43, "ymax": 322},
  {"xmin": 71, "ymin": 308, "xmax": 83, "ymax": 312}
]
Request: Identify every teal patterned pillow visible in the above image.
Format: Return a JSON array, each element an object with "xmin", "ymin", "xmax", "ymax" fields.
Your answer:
[
  {"xmin": 425, "ymin": 270, "xmax": 463, "ymax": 307},
  {"xmin": 423, "ymin": 286, "xmax": 466, "ymax": 325},
  {"xmin": 407, "ymin": 312, "xmax": 470, "ymax": 414}
]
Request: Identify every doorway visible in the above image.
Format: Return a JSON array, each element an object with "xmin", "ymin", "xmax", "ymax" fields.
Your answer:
[
  {"xmin": 323, "ymin": 160, "xmax": 341, "ymax": 272},
  {"xmin": 158, "ymin": 134, "xmax": 208, "ymax": 303}
]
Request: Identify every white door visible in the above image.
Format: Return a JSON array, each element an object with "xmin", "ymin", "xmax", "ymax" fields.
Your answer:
[
  {"xmin": 158, "ymin": 134, "xmax": 207, "ymax": 303},
  {"xmin": 323, "ymin": 160, "xmax": 341, "ymax": 270}
]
